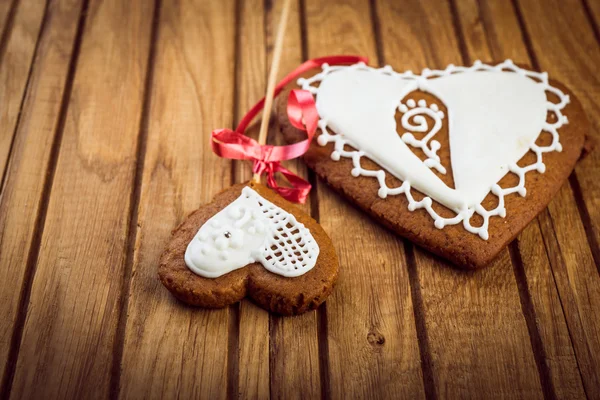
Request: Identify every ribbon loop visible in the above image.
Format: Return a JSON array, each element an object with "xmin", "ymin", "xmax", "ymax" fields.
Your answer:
[{"xmin": 210, "ymin": 55, "xmax": 368, "ymax": 203}]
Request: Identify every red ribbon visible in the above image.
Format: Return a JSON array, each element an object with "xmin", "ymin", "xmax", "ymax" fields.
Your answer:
[{"xmin": 211, "ymin": 55, "xmax": 368, "ymax": 203}]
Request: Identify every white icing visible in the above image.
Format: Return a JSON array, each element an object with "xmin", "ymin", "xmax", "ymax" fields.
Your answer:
[
  {"xmin": 299, "ymin": 60, "xmax": 568, "ymax": 239},
  {"xmin": 185, "ymin": 187, "xmax": 319, "ymax": 278},
  {"xmin": 399, "ymin": 98, "xmax": 446, "ymax": 174}
]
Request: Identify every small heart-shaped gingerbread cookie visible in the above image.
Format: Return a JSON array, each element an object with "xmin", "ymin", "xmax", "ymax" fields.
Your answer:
[
  {"xmin": 277, "ymin": 60, "xmax": 589, "ymax": 269},
  {"xmin": 159, "ymin": 182, "xmax": 339, "ymax": 315}
]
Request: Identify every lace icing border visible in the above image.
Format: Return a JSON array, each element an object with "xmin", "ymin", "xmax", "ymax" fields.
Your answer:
[{"xmin": 297, "ymin": 60, "xmax": 569, "ymax": 240}]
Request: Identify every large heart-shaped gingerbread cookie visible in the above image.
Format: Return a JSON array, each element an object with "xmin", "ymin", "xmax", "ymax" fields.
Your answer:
[
  {"xmin": 276, "ymin": 61, "xmax": 588, "ymax": 268},
  {"xmin": 159, "ymin": 182, "xmax": 339, "ymax": 315}
]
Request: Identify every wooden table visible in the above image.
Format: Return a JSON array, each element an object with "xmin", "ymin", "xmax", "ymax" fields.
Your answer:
[{"xmin": 1, "ymin": 0, "xmax": 599, "ymax": 398}]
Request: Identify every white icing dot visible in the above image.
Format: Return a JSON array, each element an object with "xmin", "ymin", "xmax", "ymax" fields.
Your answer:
[
  {"xmin": 215, "ymin": 237, "xmax": 228, "ymax": 250},
  {"xmin": 518, "ymin": 187, "xmax": 527, "ymax": 197},
  {"xmin": 479, "ymin": 231, "xmax": 489, "ymax": 240},
  {"xmin": 254, "ymin": 221, "xmax": 265, "ymax": 234},
  {"xmin": 430, "ymin": 103, "xmax": 439, "ymax": 111},
  {"xmin": 417, "ymin": 99, "xmax": 426, "ymax": 107},
  {"xmin": 331, "ymin": 151, "xmax": 340, "ymax": 161},
  {"xmin": 378, "ymin": 187, "xmax": 387, "ymax": 198},
  {"xmin": 230, "ymin": 234, "xmax": 243, "ymax": 249},
  {"xmin": 198, "ymin": 231, "xmax": 208, "ymax": 241},
  {"xmin": 228, "ymin": 206, "xmax": 242, "ymax": 219},
  {"xmin": 499, "ymin": 208, "xmax": 507, "ymax": 218},
  {"xmin": 430, "ymin": 140, "xmax": 441, "ymax": 151},
  {"xmin": 317, "ymin": 135, "xmax": 328, "ymax": 146},
  {"xmin": 556, "ymin": 143, "xmax": 563, "ymax": 152},
  {"xmin": 407, "ymin": 99, "xmax": 416, "ymax": 108},
  {"xmin": 402, "ymin": 133, "xmax": 415, "ymax": 143},
  {"xmin": 537, "ymin": 163, "xmax": 546, "ymax": 173},
  {"xmin": 434, "ymin": 220, "xmax": 444, "ymax": 229},
  {"xmin": 398, "ymin": 104, "xmax": 408, "ymax": 113},
  {"xmin": 351, "ymin": 168, "xmax": 360, "ymax": 177}
]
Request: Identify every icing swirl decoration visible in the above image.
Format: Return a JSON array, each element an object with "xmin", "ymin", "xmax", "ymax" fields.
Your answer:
[
  {"xmin": 399, "ymin": 98, "xmax": 446, "ymax": 174},
  {"xmin": 185, "ymin": 187, "xmax": 320, "ymax": 278},
  {"xmin": 300, "ymin": 60, "xmax": 568, "ymax": 240}
]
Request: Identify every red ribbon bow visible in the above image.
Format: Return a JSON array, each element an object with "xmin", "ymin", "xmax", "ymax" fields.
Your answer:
[{"xmin": 210, "ymin": 55, "xmax": 368, "ymax": 203}]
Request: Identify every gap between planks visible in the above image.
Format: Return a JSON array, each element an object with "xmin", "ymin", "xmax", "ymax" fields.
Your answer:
[
  {"xmin": 2, "ymin": 0, "xmax": 591, "ymax": 397},
  {"xmin": 0, "ymin": 0, "xmax": 46, "ymax": 195},
  {"xmin": 513, "ymin": 0, "xmax": 600, "ymax": 272},
  {"xmin": 448, "ymin": 0, "xmax": 560, "ymax": 396},
  {"xmin": 110, "ymin": 0, "xmax": 162, "ymax": 398},
  {"xmin": 368, "ymin": 0, "xmax": 437, "ymax": 397},
  {"xmin": 226, "ymin": 0, "xmax": 242, "ymax": 397},
  {"xmin": 580, "ymin": 0, "xmax": 600, "ymax": 45},
  {"xmin": 512, "ymin": 0, "xmax": 600, "ymax": 393},
  {"xmin": 0, "ymin": 0, "xmax": 91, "ymax": 396},
  {"xmin": 226, "ymin": 0, "xmax": 331, "ymax": 396},
  {"xmin": 0, "ymin": 0, "xmax": 19, "ymax": 65},
  {"xmin": 297, "ymin": 0, "xmax": 333, "ymax": 396},
  {"xmin": 508, "ymin": 241, "xmax": 557, "ymax": 399}
]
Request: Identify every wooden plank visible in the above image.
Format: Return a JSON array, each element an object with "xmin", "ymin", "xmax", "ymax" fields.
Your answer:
[
  {"xmin": 265, "ymin": 0, "xmax": 323, "ymax": 398},
  {"xmin": 0, "ymin": 0, "xmax": 84, "ymax": 392},
  {"xmin": 118, "ymin": 0, "xmax": 236, "ymax": 399},
  {"xmin": 235, "ymin": 1, "xmax": 270, "ymax": 398},
  {"xmin": 515, "ymin": 221, "xmax": 587, "ymax": 398},
  {"xmin": 0, "ymin": 0, "xmax": 46, "ymax": 185},
  {"xmin": 235, "ymin": 1, "xmax": 322, "ymax": 397},
  {"xmin": 7, "ymin": 0, "xmax": 154, "ymax": 398},
  {"xmin": 516, "ymin": 0, "xmax": 600, "ymax": 395},
  {"xmin": 375, "ymin": 0, "xmax": 544, "ymax": 397},
  {"xmin": 0, "ymin": 0, "xmax": 17, "ymax": 42},
  {"xmin": 452, "ymin": 1, "xmax": 586, "ymax": 397},
  {"xmin": 583, "ymin": 0, "xmax": 600, "ymax": 30},
  {"xmin": 303, "ymin": 0, "xmax": 426, "ymax": 397}
]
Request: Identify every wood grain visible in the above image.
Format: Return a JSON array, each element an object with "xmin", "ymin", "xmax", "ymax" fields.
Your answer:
[
  {"xmin": 235, "ymin": 1, "xmax": 322, "ymax": 397},
  {"xmin": 0, "ymin": 0, "xmax": 46, "ymax": 184},
  {"xmin": 375, "ymin": 0, "xmax": 544, "ymax": 397},
  {"xmin": 304, "ymin": 0, "xmax": 426, "ymax": 398},
  {"xmin": 516, "ymin": 0, "xmax": 600, "ymax": 395},
  {"xmin": 0, "ymin": 0, "xmax": 597, "ymax": 397},
  {"xmin": 7, "ymin": 0, "xmax": 153, "ymax": 398},
  {"xmin": 0, "ymin": 0, "xmax": 84, "ymax": 391},
  {"xmin": 235, "ymin": 1, "xmax": 270, "ymax": 398},
  {"xmin": 0, "ymin": 0, "xmax": 17, "ymax": 48},
  {"xmin": 266, "ymin": 1, "xmax": 322, "ymax": 398},
  {"xmin": 452, "ymin": 0, "xmax": 586, "ymax": 397},
  {"xmin": 118, "ymin": 0, "xmax": 236, "ymax": 399}
]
